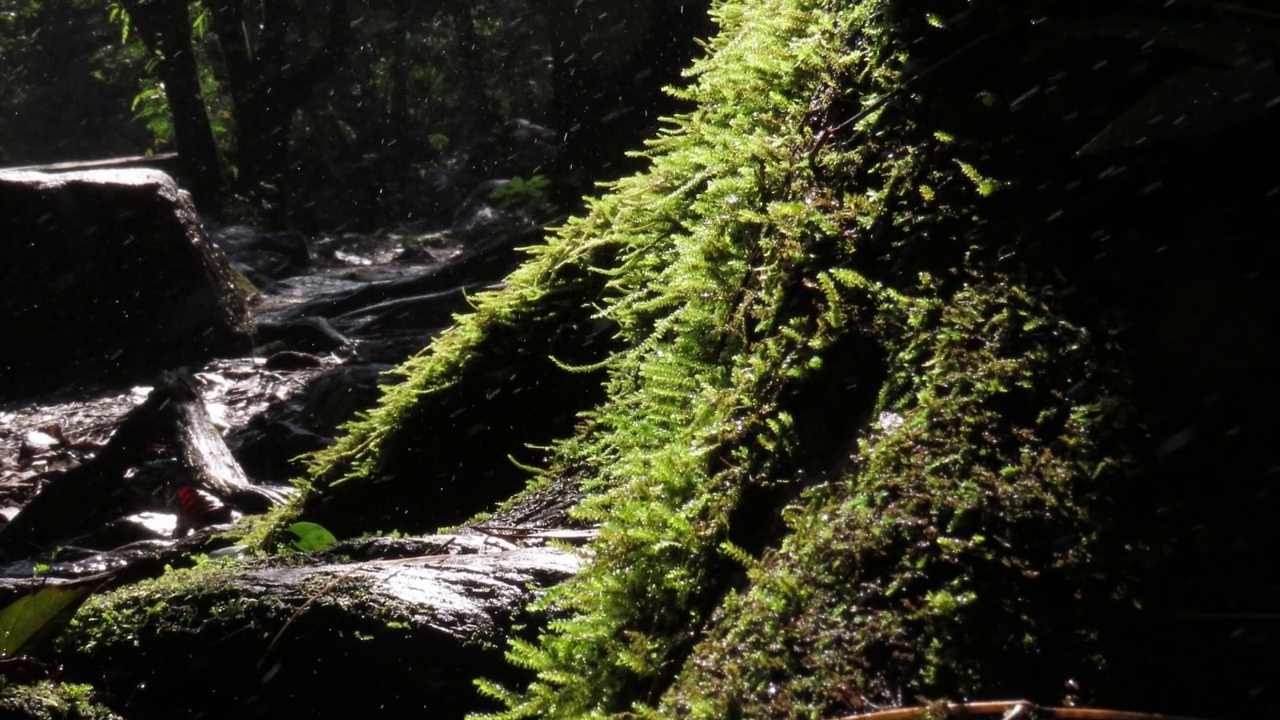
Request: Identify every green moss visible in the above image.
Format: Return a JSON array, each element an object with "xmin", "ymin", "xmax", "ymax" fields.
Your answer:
[
  {"xmin": 0, "ymin": 681, "xmax": 120, "ymax": 720},
  {"xmin": 287, "ymin": 231, "xmax": 616, "ymax": 536},
  {"xmin": 58, "ymin": 555, "xmax": 285, "ymax": 656},
  {"xmin": 464, "ymin": 0, "xmax": 1177, "ymax": 716},
  {"xmin": 661, "ymin": 282, "xmax": 1141, "ymax": 717},
  {"xmin": 226, "ymin": 0, "xmax": 1275, "ymax": 717}
]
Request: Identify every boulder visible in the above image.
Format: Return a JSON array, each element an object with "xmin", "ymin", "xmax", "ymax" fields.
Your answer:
[{"xmin": 0, "ymin": 168, "xmax": 252, "ymax": 399}]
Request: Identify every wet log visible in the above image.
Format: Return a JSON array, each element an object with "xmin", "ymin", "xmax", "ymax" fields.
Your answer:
[{"xmin": 54, "ymin": 537, "xmax": 580, "ymax": 720}]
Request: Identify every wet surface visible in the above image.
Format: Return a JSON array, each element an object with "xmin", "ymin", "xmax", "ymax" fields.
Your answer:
[{"xmin": 0, "ymin": 224, "xmax": 510, "ymax": 564}]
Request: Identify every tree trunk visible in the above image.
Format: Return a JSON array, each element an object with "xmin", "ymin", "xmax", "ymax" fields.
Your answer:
[
  {"xmin": 446, "ymin": 0, "xmax": 496, "ymax": 134},
  {"xmin": 118, "ymin": 0, "xmax": 226, "ymax": 210},
  {"xmin": 206, "ymin": 0, "xmax": 351, "ymax": 221},
  {"xmin": 537, "ymin": 0, "xmax": 712, "ymax": 204}
]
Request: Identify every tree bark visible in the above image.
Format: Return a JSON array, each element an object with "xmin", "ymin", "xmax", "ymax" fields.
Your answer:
[
  {"xmin": 536, "ymin": 0, "xmax": 713, "ymax": 204},
  {"xmin": 205, "ymin": 0, "xmax": 352, "ymax": 220},
  {"xmin": 118, "ymin": 0, "xmax": 226, "ymax": 210}
]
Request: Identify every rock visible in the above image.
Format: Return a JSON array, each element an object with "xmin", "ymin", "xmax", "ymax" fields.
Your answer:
[
  {"xmin": 255, "ymin": 316, "xmax": 351, "ymax": 354},
  {"xmin": 295, "ymin": 364, "xmax": 396, "ymax": 435},
  {"xmin": 55, "ymin": 542, "xmax": 580, "ymax": 719},
  {"xmin": 452, "ymin": 179, "xmax": 525, "ymax": 234},
  {"xmin": 262, "ymin": 350, "xmax": 325, "ymax": 370},
  {"xmin": 0, "ymin": 372, "xmax": 283, "ymax": 560},
  {"xmin": 208, "ymin": 225, "xmax": 312, "ymax": 282},
  {"xmin": 0, "ymin": 169, "xmax": 252, "ymax": 399},
  {"xmin": 230, "ymin": 417, "xmax": 332, "ymax": 484},
  {"xmin": 274, "ymin": 224, "xmax": 542, "ymax": 324},
  {"xmin": 223, "ymin": 363, "xmax": 393, "ymax": 483}
]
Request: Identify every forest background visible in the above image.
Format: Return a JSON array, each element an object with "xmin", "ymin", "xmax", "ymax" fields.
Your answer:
[{"xmin": 0, "ymin": 0, "xmax": 712, "ymax": 228}]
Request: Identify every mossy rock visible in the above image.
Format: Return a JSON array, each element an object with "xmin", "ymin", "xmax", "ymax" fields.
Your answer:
[
  {"xmin": 48, "ymin": 539, "xmax": 577, "ymax": 719},
  {"xmin": 280, "ymin": 0, "xmax": 1278, "ymax": 717}
]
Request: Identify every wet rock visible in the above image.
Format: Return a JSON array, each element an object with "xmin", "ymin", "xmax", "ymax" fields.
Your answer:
[
  {"xmin": 274, "ymin": 224, "xmax": 542, "ymax": 324},
  {"xmin": 295, "ymin": 364, "xmax": 396, "ymax": 435},
  {"xmin": 0, "ymin": 373, "xmax": 284, "ymax": 560},
  {"xmin": 55, "ymin": 543, "xmax": 580, "ymax": 720},
  {"xmin": 262, "ymin": 350, "xmax": 325, "ymax": 371},
  {"xmin": 208, "ymin": 225, "xmax": 312, "ymax": 284},
  {"xmin": 0, "ymin": 168, "xmax": 252, "ymax": 400},
  {"xmin": 230, "ymin": 418, "xmax": 332, "ymax": 484},
  {"xmin": 452, "ymin": 179, "xmax": 525, "ymax": 234},
  {"xmin": 255, "ymin": 316, "xmax": 351, "ymax": 354}
]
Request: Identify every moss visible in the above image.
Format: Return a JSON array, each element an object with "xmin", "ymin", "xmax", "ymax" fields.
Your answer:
[
  {"xmin": 221, "ymin": 0, "xmax": 1277, "ymax": 717},
  {"xmin": 463, "ymin": 0, "xmax": 1276, "ymax": 716},
  {"xmin": 288, "ymin": 234, "xmax": 617, "ymax": 537},
  {"xmin": 61, "ymin": 555, "xmax": 270, "ymax": 655},
  {"xmin": 0, "ymin": 681, "xmax": 120, "ymax": 720},
  {"xmin": 661, "ymin": 281, "xmax": 1142, "ymax": 717}
]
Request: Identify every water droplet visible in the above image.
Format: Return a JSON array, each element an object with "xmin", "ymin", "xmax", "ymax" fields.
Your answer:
[
  {"xmin": 877, "ymin": 411, "xmax": 904, "ymax": 431},
  {"xmin": 1010, "ymin": 86, "xmax": 1041, "ymax": 110}
]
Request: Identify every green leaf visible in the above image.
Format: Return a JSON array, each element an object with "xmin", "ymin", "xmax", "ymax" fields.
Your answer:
[
  {"xmin": 287, "ymin": 522, "xmax": 338, "ymax": 553},
  {"xmin": 0, "ymin": 584, "xmax": 92, "ymax": 657}
]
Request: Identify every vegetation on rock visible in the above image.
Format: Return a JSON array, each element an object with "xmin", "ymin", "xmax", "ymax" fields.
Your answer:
[
  {"xmin": 296, "ymin": 0, "xmax": 1279, "ymax": 717},
  {"xmin": 0, "ymin": 681, "xmax": 121, "ymax": 720}
]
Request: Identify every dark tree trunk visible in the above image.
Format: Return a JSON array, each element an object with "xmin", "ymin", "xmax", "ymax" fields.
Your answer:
[
  {"xmin": 205, "ymin": 0, "xmax": 352, "ymax": 221},
  {"xmin": 118, "ymin": 0, "xmax": 226, "ymax": 211},
  {"xmin": 446, "ymin": 0, "xmax": 496, "ymax": 133},
  {"xmin": 537, "ymin": 0, "xmax": 713, "ymax": 204}
]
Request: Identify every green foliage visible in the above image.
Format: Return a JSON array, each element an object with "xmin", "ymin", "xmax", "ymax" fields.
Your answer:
[
  {"xmin": 470, "ymin": 0, "xmax": 879, "ymax": 716},
  {"xmin": 488, "ymin": 172, "xmax": 550, "ymax": 207},
  {"xmin": 0, "ymin": 0, "xmax": 150, "ymax": 165},
  {"xmin": 0, "ymin": 681, "xmax": 118, "ymax": 720},
  {"xmin": 285, "ymin": 522, "xmax": 338, "ymax": 553},
  {"xmin": 0, "ymin": 585, "xmax": 93, "ymax": 658},
  {"xmin": 460, "ymin": 0, "xmax": 1195, "ymax": 716},
  {"xmin": 108, "ymin": 2, "xmax": 233, "ymax": 156},
  {"xmin": 662, "ymin": 281, "xmax": 1140, "ymax": 717}
]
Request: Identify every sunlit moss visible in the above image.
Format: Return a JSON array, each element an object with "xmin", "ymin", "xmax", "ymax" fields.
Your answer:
[
  {"xmin": 273, "ymin": 0, "xmax": 1238, "ymax": 716},
  {"xmin": 467, "ymin": 0, "xmax": 1156, "ymax": 716},
  {"xmin": 0, "ymin": 682, "xmax": 119, "ymax": 720}
]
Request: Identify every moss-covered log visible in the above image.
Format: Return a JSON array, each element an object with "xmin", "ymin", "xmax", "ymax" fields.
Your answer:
[
  {"xmin": 45, "ymin": 536, "xmax": 577, "ymax": 719},
  {"xmin": 271, "ymin": 0, "xmax": 1279, "ymax": 718}
]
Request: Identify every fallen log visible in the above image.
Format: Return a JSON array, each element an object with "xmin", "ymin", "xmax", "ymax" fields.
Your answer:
[{"xmin": 53, "ymin": 537, "xmax": 579, "ymax": 719}]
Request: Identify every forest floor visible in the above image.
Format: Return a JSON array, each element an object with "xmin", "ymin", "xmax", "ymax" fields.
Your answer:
[{"xmin": 0, "ymin": 223, "xmax": 508, "ymax": 558}]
